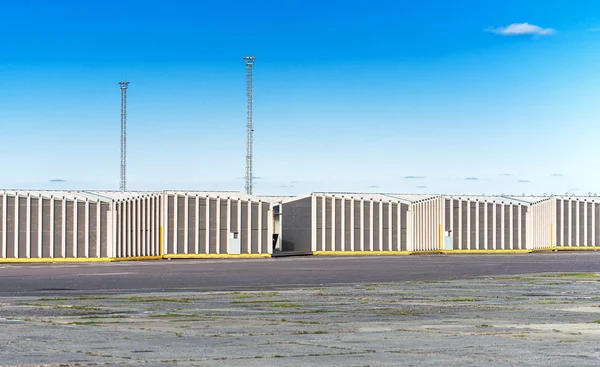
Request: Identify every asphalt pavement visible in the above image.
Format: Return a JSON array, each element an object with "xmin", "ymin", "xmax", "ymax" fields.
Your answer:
[{"xmin": 1, "ymin": 252, "xmax": 600, "ymax": 297}]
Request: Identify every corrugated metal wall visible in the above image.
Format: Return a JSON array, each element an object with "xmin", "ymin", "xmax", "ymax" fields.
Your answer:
[
  {"xmin": 527, "ymin": 198, "xmax": 555, "ymax": 250},
  {"xmin": 554, "ymin": 197, "xmax": 599, "ymax": 247},
  {"xmin": 115, "ymin": 194, "xmax": 162, "ymax": 258},
  {"xmin": 412, "ymin": 197, "xmax": 444, "ymax": 251},
  {"xmin": 310, "ymin": 194, "xmax": 411, "ymax": 252},
  {"xmin": 444, "ymin": 198, "xmax": 527, "ymax": 250},
  {"xmin": 0, "ymin": 192, "xmax": 112, "ymax": 259},
  {"xmin": 163, "ymin": 193, "xmax": 272, "ymax": 255}
]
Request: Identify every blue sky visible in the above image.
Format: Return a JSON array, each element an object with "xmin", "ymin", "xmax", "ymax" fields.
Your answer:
[{"xmin": 1, "ymin": 0, "xmax": 600, "ymax": 196}]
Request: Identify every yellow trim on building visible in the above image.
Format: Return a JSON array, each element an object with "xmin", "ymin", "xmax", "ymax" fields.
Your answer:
[
  {"xmin": 441, "ymin": 250, "xmax": 532, "ymax": 254},
  {"xmin": 554, "ymin": 246, "xmax": 600, "ymax": 251},
  {"xmin": 162, "ymin": 253, "xmax": 271, "ymax": 259},
  {"xmin": 0, "ymin": 257, "xmax": 113, "ymax": 263},
  {"xmin": 313, "ymin": 251, "xmax": 412, "ymax": 255},
  {"xmin": 111, "ymin": 256, "xmax": 163, "ymax": 262}
]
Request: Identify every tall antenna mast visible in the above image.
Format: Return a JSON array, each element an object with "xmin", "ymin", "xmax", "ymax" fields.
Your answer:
[
  {"xmin": 119, "ymin": 81, "xmax": 129, "ymax": 192},
  {"xmin": 243, "ymin": 56, "xmax": 256, "ymax": 195}
]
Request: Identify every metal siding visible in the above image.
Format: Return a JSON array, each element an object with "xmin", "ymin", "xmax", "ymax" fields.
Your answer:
[
  {"xmin": 177, "ymin": 197, "xmax": 186, "ymax": 254},
  {"xmin": 262, "ymin": 202, "xmax": 269, "ymax": 253},
  {"xmin": 220, "ymin": 200, "xmax": 228, "ymax": 254},
  {"xmin": 512, "ymin": 206, "xmax": 519, "ymax": 250},
  {"xmin": 42, "ymin": 199, "xmax": 51, "ymax": 257},
  {"xmin": 521, "ymin": 206, "xmax": 527, "ymax": 249},
  {"xmin": 596, "ymin": 204, "xmax": 600, "ymax": 247},
  {"xmin": 452, "ymin": 200, "xmax": 459, "ymax": 250},
  {"xmin": 198, "ymin": 199, "xmax": 207, "ymax": 253},
  {"xmin": 100, "ymin": 204, "xmax": 109, "ymax": 257},
  {"xmin": 353, "ymin": 201, "xmax": 361, "ymax": 250},
  {"xmin": 579, "ymin": 202, "xmax": 585, "ymax": 246},
  {"xmin": 587, "ymin": 202, "xmax": 593, "ymax": 246},
  {"xmin": 391, "ymin": 203, "xmax": 398, "ymax": 250},
  {"xmin": 563, "ymin": 200, "xmax": 569, "ymax": 246},
  {"xmin": 6, "ymin": 197, "xmax": 15, "ymax": 258},
  {"xmin": 444, "ymin": 199, "xmax": 451, "ymax": 230},
  {"xmin": 167, "ymin": 195, "xmax": 175, "ymax": 254},
  {"xmin": 495, "ymin": 205, "xmax": 502, "ymax": 249},
  {"xmin": 362, "ymin": 201, "xmax": 370, "ymax": 251},
  {"xmin": 188, "ymin": 198, "xmax": 196, "ymax": 254},
  {"xmin": 504, "ymin": 205, "xmax": 510, "ymax": 249},
  {"xmin": 18, "ymin": 197, "xmax": 27, "ymax": 258},
  {"xmin": 77, "ymin": 202, "xmax": 86, "ymax": 257},
  {"xmin": 478, "ymin": 203, "xmax": 485, "ymax": 250},
  {"xmin": 401, "ymin": 204, "xmax": 408, "ymax": 251},
  {"xmin": 373, "ymin": 202, "xmax": 380, "ymax": 251},
  {"xmin": 251, "ymin": 202, "xmax": 259, "ymax": 253},
  {"xmin": 487, "ymin": 204, "xmax": 494, "ymax": 250},
  {"xmin": 556, "ymin": 200, "xmax": 562, "ymax": 247},
  {"xmin": 325, "ymin": 198, "xmax": 333, "ymax": 251},
  {"xmin": 30, "ymin": 198, "xmax": 39, "ymax": 258},
  {"xmin": 469, "ymin": 202, "xmax": 476, "ymax": 250},
  {"xmin": 230, "ymin": 201, "xmax": 239, "ymax": 231},
  {"xmin": 316, "ymin": 197, "xmax": 323, "ymax": 250},
  {"xmin": 208, "ymin": 199, "xmax": 218, "ymax": 253},
  {"xmin": 461, "ymin": 201, "xmax": 468, "ymax": 250},
  {"xmin": 571, "ymin": 201, "xmax": 577, "ymax": 246},
  {"xmin": 344, "ymin": 200, "xmax": 352, "ymax": 250},
  {"xmin": 240, "ymin": 201, "xmax": 249, "ymax": 253},
  {"xmin": 334, "ymin": 198, "xmax": 342, "ymax": 251},
  {"xmin": 89, "ymin": 203, "xmax": 98, "ymax": 258},
  {"xmin": 53, "ymin": 201, "xmax": 62, "ymax": 257},
  {"xmin": 382, "ymin": 202, "xmax": 390, "ymax": 250}
]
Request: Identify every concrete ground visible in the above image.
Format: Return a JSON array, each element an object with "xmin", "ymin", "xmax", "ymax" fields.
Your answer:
[
  {"xmin": 2, "ymin": 252, "xmax": 600, "ymax": 296},
  {"xmin": 2, "ymin": 272, "xmax": 600, "ymax": 366}
]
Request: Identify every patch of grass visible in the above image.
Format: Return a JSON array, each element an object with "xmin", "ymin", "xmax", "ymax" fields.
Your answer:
[
  {"xmin": 126, "ymin": 297, "xmax": 191, "ymax": 303},
  {"xmin": 69, "ymin": 321, "xmax": 101, "ymax": 326},
  {"xmin": 175, "ymin": 332, "xmax": 184, "ymax": 337},
  {"xmin": 379, "ymin": 312, "xmax": 423, "ymax": 317},
  {"xmin": 590, "ymin": 320, "xmax": 600, "ymax": 324},
  {"xmin": 543, "ymin": 273, "xmax": 598, "ymax": 278},
  {"xmin": 270, "ymin": 303, "xmax": 302, "ymax": 308},
  {"xmin": 476, "ymin": 324, "xmax": 492, "ymax": 328},
  {"xmin": 559, "ymin": 339, "xmax": 580, "ymax": 343},
  {"xmin": 292, "ymin": 330, "xmax": 329, "ymax": 335},
  {"xmin": 57, "ymin": 305, "xmax": 101, "ymax": 311},
  {"xmin": 293, "ymin": 320, "xmax": 324, "ymax": 325},
  {"xmin": 231, "ymin": 299, "xmax": 289, "ymax": 304},
  {"xmin": 552, "ymin": 329, "xmax": 562, "ymax": 333},
  {"xmin": 39, "ymin": 296, "xmax": 108, "ymax": 301},
  {"xmin": 441, "ymin": 298, "xmax": 477, "ymax": 302},
  {"xmin": 86, "ymin": 315, "xmax": 130, "ymax": 319},
  {"xmin": 84, "ymin": 351, "xmax": 113, "ymax": 357}
]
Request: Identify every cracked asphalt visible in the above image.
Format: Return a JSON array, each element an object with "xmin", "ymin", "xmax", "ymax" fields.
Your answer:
[{"xmin": 2, "ymin": 272, "xmax": 600, "ymax": 366}]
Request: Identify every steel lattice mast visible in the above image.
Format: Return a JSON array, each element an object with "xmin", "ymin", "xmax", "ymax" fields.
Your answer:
[
  {"xmin": 119, "ymin": 81, "xmax": 129, "ymax": 192},
  {"xmin": 243, "ymin": 56, "xmax": 256, "ymax": 195}
]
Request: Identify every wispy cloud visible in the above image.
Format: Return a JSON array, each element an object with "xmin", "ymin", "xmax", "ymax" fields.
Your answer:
[
  {"xmin": 486, "ymin": 23, "xmax": 555, "ymax": 36},
  {"xmin": 518, "ymin": 180, "xmax": 531, "ymax": 183},
  {"xmin": 550, "ymin": 173, "xmax": 564, "ymax": 177},
  {"xmin": 49, "ymin": 179, "xmax": 67, "ymax": 183},
  {"xmin": 416, "ymin": 185, "xmax": 427, "ymax": 189},
  {"xmin": 587, "ymin": 27, "xmax": 600, "ymax": 32},
  {"xmin": 499, "ymin": 173, "xmax": 513, "ymax": 176},
  {"xmin": 465, "ymin": 177, "xmax": 479, "ymax": 181},
  {"xmin": 367, "ymin": 185, "xmax": 380, "ymax": 189},
  {"xmin": 403, "ymin": 175, "xmax": 426, "ymax": 179}
]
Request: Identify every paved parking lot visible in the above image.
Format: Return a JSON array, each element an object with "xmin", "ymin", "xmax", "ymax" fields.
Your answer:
[{"xmin": 2, "ymin": 272, "xmax": 600, "ymax": 366}]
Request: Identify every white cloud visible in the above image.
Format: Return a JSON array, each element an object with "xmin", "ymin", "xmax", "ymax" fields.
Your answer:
[{"xmin": 486, "ymin": 23, "xmax": 555, "ymax": 36}]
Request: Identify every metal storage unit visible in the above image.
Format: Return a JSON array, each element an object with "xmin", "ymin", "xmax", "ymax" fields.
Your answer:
[
  {"xmin": 444, "ymin": 196, "xmax": 529, "ymax": 251},
  {"xmin": 0, "ymin": 190, "xmax": 117, "ymax": 260},
  {"xmin": 281, "ymin": 193, "xmax": 443, "ymax": 253},
  {"xmin": 553, "ymin": 196, "xmax": 600, "ymax": 248},
  {"xmin": 162, "ymin": 192, "xmax": 273, "ymax": 256},
  {"xmin": 506, "ymin": 196, "xmax": 555, "ymax": 250}
]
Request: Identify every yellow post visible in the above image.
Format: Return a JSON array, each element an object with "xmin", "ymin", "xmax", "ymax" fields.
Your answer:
[
  {"xmin": 438, "ymin": 224, "xmax": 442, "ymax": 251},
  {"xmin": 159, "ymin": 225, "xmax": 164, "ymax": 256}
]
